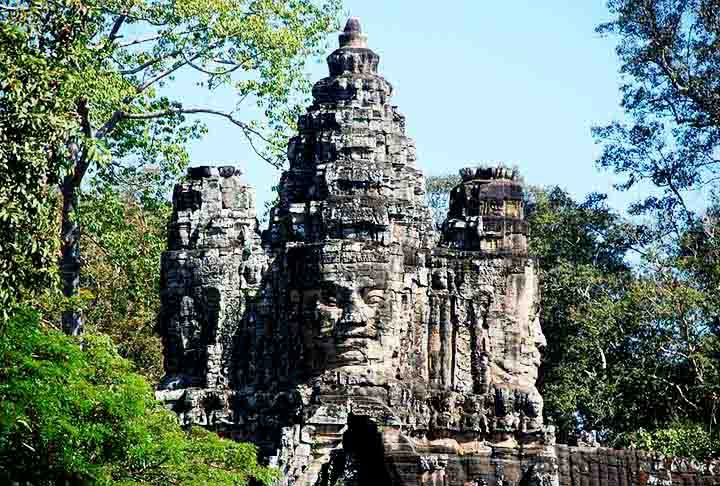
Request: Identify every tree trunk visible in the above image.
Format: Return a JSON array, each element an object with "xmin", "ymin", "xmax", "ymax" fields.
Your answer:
[{"xmin": 61, "ymin": 174, "xmax": 83, "ymax": 335}]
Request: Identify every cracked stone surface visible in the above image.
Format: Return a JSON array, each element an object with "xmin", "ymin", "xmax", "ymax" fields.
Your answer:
[{"xmin": 155, "ymin": 18, "xmax": 720, "ymax": 486}]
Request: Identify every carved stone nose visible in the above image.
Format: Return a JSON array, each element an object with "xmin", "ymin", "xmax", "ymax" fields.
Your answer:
[{"xmin": 340, "ymin": 297, "xmax": 370, "ymax": 327}]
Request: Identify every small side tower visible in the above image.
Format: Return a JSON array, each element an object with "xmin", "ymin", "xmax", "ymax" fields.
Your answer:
[
  {"xmin": 158, "ymin": 166, "xmax": 266, "ymax": 392},
  {"xmin": 430, "ymin": 164, "xmax": 545, "ymax": 430},
  {"xmin": 442, "ymin": 165, "xmax": 528, "ymax": 255}
]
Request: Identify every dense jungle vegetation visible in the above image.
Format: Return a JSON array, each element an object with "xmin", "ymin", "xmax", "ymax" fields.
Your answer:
[
  {"xmin": 1, "ymin": 0, "xmax": 720, "ymax": 483},
  {"xmin": 0, "ymin": 0, "xmax": 340, "ymax": 483}
]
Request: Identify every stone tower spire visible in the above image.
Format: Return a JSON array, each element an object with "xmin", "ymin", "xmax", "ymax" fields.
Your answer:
[
  {"xmin": 268, "ymin": 16, "xmax": 430, "ymax": 249},
  {"xmin": 258, "ymin": 17, "xmax": 435, "ymax": 482},
  {"xmin": 339, "ymin": 17, "xmax": 367, "ymax": 48}
]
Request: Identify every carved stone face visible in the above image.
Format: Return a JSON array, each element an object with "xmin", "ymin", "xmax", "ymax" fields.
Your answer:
[
  {"xmin": 529, "ymin": 315, "xmax": 546, "ymax": 367},
  {"xmin": 285, "ymin": 244, "xmax": 412, "ymax": 377},
  {"xmin": 316, "ymin": 275, "xmax": 388, "ymax": 367},
  {"xmin": 166, "ymin": 295, "xmax": 201, "ymax": 372}
]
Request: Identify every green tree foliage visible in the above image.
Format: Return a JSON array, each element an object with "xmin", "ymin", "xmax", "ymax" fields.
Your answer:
[
  {"xmin": 425, "ymin": 174, "xmax": 461, "ymax": 230},
  {"xmin": 0, "ymin": 0, "xmax": 341, "ymax": 333},
  {"xmin": 529, "ymin": 187, "xmax": 720, "ymax": 455},
  {"xmin": 78, "ymin": 187, "xmax": 170, "ymax": 381},
  {"xmin": 525, "ymin": 187, "xmax": 635, "ymax": 443},
  {"xmin": 0, "ymin": 306, "xmax": 278, "ymax": 485},
  {"xmin": 592, "ymin": 0, "xmax": 720, "ymax": 457},
  {"xmin": 632, "ymin": 422, "xmax": 718, "ymax": 459},
  {"xmin": 0, "ymin": 2, "xmax": 79, "ymax": 312},
  {"xmin": 595, "ymin": 0, "xmax": 720, "ymax": 230}
]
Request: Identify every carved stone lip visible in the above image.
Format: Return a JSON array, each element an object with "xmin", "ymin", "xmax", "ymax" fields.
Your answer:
[
  {"xmin": 334, "ymin": 338, "xmax": 376, "ymax": 353},
  {"xmin": 334, "ymin": 332, "xmax": 377, "ymax": 340}
]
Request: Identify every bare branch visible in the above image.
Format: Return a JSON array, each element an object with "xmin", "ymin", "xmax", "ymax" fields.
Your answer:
[
  {"xmin": 123, "ymin": 106, "xmax": 258, "ymax": 134},
  {"xmin": 99, "ymin": 6, "xmax": 168, "ymax": 27},
  {"xmin": 118, "ymin": 33, "xmax": 164, "ymax": 48},
  {"xmin": 133, "ymin": 46, "xmax": 213, "ymax": 93},
  {"xmin": 119, "ymin": 48, "xmax": 183, "ymax": 76},
  {"xmin": 95, "ymin": 106, "xmax": 280, "ymax": 167},
  {"xmin": 181, "ymin": 50, "xmax": 242, "ymax": 77},
  {"xmin": 108, "ymin": 12, "xmax": 127, "ymax": 41},
  {"xmin": 117, "ymin": 28, "xmax": 205, "ymax": 48}
]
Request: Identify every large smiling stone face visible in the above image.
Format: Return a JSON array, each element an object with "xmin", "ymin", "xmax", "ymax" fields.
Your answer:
[
  {"xmin": 283, "ymin": 242, "xmax": 415, "ymax": 381},
  {"xmin": 317, "ymin": 272, "xmax": 391, "ymax": 368}
]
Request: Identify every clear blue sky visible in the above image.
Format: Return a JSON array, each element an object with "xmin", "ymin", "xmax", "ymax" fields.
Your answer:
[{"xmin": 181, "ymin": 0, "xmax": 633, "ymax": 215}]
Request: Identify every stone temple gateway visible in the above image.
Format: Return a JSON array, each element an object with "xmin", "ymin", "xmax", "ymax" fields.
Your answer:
[{"xmin": 156, "ymin": 18, "xmax": 719, "ymax": 486}]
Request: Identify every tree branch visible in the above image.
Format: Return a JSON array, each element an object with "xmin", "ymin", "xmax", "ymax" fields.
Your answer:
[
  {"xmin": 118, "ymin": 33, "xmax": 163, "ymax": 48},
  {"xmin": 125, "ymin": 106, "xmax": 262, "ymax": 135},
  {"xmin": 78, "ymin": 98, "xmax": 92, "ymax": 138},
  {"xmin": 119, "ymin": 48, "xmax": 183, "ymax": 75},
  {"xmin": 95, "ymin": 111, "xmax": 123, "ymax": 140},
  {"xmin": 181, "ymin": 50, "xmax": 242, "ymax": 77},
  {"xmin": 0, "ymin": 3, "xmax": 28, "ymax": 11},
  {"xmin": 118, "ymin": 28, "xmax": 203, "ymax": 48},
  {"xmin": 99, "ymin": 7, "xmax": 168, "ymax": 27},
  {"xmin": 133, "ymin": 49, "xmax": 206, "ymax": 94},
  {"xmin": 72, "ymin": 98, "xmax": 93, "ymax": 186},
  {"xmin": 83, "ymin": 230, "xmax": 112, "ymax": 258},
  {"xmin": 653, "ymin": 49, "xmax": 720, "ymax": 126},
  {"xmin": 654, "ymin": 149, "xmax": 694, "ymax": 227},
  {"xmin": 108, "ymin": 12, "xmax": 127, "ymax": 41},
  {"xmin": 653, "ymin": 95, "xmax": 711, "ymax": 128},
  {"xmin": 95, "ymin": 106, "xmax": 280, "ymax": 167}
]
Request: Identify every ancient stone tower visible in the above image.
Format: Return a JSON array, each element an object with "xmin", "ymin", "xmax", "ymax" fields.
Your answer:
[{"xmin": 156, "ymin": 18, "xmax": 720, "ymax": 486}]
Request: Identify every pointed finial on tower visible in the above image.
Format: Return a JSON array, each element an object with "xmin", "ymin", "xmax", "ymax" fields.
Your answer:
[
  {"xmin": 344, "ymin": 17, "xmax": 362, "ymax": 34},
  {"xmin": 339, "ymin": 16, "xmax": 368, "ymax": 48}
]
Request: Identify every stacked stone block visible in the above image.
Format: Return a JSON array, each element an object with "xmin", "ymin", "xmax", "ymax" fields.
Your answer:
[{"xmin": 441, "ymin": 166, "xmax": 528, "ymax": 255}]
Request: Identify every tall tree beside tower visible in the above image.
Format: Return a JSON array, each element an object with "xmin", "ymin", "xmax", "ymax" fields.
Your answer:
[{"xmin": 0, "ymin": 0, "xmax": 341, "ymax": 333}]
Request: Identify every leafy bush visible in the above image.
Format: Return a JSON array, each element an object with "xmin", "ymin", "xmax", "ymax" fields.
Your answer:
[
  {"xmin": 620, "ymin": 422, "xmax": 720, "ymax": 460},
  {"xmin": 0, "ymin": 306, "xmax": 278, "ymax": 485},
  {"xmin": 78, "ymin": 188, "xmax": 171, "ymax": 381}
]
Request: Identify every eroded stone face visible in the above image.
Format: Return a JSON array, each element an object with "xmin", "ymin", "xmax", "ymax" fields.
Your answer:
[
  {"xmin": 157, "ymin": 167, "xmax": 266, "ymax": 391},
  {"xmin": 281, "ymin": 244, "xmax": 405, "ymax": 373},
  {"xmin": 312, "ymin": 261, "xmax": 392, "ymax": 369},
  {"xmin": 425, "ymin": 165, "xmax": 549, "ymax": 447}
]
